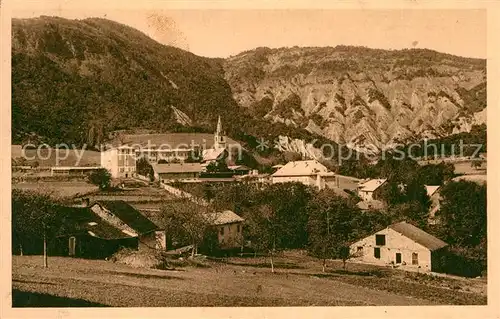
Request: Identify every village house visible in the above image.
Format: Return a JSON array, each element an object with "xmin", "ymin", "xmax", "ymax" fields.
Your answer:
[
  {"xmin": 139, "ymin": 207, "xmax": 245, "ymax": 251},
  {"xmin": 51, "ymin": 205, "xmax": 138, "ymax": 259},
  {"xmin": 357, "ymin": 178, "xmax": 387, "ymax": 201},
  {"xmin": 349, "ymin": 221, "xmax": 448, "ymax": 273},
  {"xmin": 85, "ymin": 200, "xmax": 166, "ymax": 251},
  {"xmin": 271, "ymin": 160, "xmax": 330, "ymax": 188},
  {"xmin": 152, "ymin": 163, "xmax": 204, "ymax": 182},
  {"xmin": 207, "ymin": 210, "xmax": 245, "ymax": 250}
]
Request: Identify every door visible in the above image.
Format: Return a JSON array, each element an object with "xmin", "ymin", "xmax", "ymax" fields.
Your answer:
[
  {"xmin": 396, "ymin": 253, "xmax": 402, "ymax": 264},
  {"xmin": 68, "ymin": 237, "xmax": 76, "ymax": 256}
]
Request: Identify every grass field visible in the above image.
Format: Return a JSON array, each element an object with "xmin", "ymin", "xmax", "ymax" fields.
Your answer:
[
  {"xmin": 12, "ymin": 181, "xmax": 99, "ymax": 198},
  {"xmin": 12, "ymin": 146, "xmax": 101, "ymax": 167},
  {"xmin": 12, "ymin": 254, "xmax": 487, "ymax": 307}
]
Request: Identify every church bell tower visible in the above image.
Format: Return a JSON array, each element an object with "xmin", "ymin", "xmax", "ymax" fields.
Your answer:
[{"xmin": 214, "ymin": 116, "xmax": 226, "ymax": 149}]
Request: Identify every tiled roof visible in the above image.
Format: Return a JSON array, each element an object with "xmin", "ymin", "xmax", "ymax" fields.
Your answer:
[
  {"xmin": 358, "ymin": 179, "xmax": 387, "ymax": 192},
  {"xmin": 152, "ymin": 163, "xmax": 203, "ymax": 174},
  {"xmin": 272, "ymin": 160, "xmax": 330, "ymax": 177},
  {"xmin": 202, "ymin": 148, "xmax": 226, "ymax": 162},
  {"xmin": 56, "ymin": 206, "xmax": 133, "ymax": 240},
  {"xmin": 205, "ymin": 210, "xmax": 244, "ymax": 225},
  {"xmin": 94, "ymin": 200, "xmax": 158, "ymax": 235},
  {"xmin": 389, "ymin": 221, "xmax": 448, "ymax": 251}
]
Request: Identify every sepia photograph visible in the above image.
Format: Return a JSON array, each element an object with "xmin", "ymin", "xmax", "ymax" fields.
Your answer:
[{"xmin": 1, "ymin": 0, "xmax": 498, "ymax": 316}]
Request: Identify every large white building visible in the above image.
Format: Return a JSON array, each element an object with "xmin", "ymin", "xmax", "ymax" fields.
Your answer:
[{"xmin": 100, "ymin": 145, "xmax": 137, "ymax": 178}]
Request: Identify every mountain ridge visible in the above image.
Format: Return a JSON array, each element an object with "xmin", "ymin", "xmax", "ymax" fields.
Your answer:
[
  {"xmin": 12, "ymin": 16, "xmax": 486, "ymax": 159},
  {"xmin": 223, "ymin": 45, "xmax": 486, "ymax": 152}
]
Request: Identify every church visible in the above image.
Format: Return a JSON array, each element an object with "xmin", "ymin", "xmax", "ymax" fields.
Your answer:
[{"xmin": 201, "ymin": 116, "xmax": 229, "ymax": 168}]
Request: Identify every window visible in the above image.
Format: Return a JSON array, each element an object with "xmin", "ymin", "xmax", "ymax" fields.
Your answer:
[
  {"xmin": 375, "ymin": 234, "xmax": 386, "ymax": 246},
  {"xmin": 220, "ymin": 227, "xmax": 224, "ymax": 236},
  {"xmin": 396, "ymin": 253, "xmax": 402, "ymax": 264},
  {"xmin": 374, "ymin": 247, "xmax": 381, "ymax": 259},
  {"xmin": 357, "ymin": 246, "xmax": 363, "ymax": 252},
  {"xmin": 412, "ymin": 253, "xmax": 419, "ymax": 265},
  {"xmin": 237, "ymin": 225, "xmax": 241, "ymax": 233}
]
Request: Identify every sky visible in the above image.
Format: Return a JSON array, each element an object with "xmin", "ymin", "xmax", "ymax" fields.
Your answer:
[{"xmin": 10, "ymin": 2, "xmax": 486, "ymax": 59}]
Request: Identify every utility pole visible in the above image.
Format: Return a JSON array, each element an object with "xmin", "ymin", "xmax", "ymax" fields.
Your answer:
[{"xmin": 43, "ymin": 223, "xmax": 48, "ymax": 268}]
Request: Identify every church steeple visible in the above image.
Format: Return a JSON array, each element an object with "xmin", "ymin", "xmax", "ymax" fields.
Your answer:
[{"xmin": 214, "ymin": 116, "xmax": 226, "ymax": 149}]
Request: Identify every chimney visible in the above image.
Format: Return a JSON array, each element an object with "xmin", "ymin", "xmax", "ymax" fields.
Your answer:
[{"xmin": 81, "ymin": 198, "xmax": 90, "ymax": 207}]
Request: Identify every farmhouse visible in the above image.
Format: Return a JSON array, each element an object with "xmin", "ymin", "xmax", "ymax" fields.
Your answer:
[
  {"xmin": 51, "ymin": 206, "xmax": 138, "ymax": 259},
  {"xmin": 207, "ymin": 210, "xmax": 245, "ymax": 250},
  {"xmin": 357, "ymin": 179, "xmax": 387, "ymax": 201},
  {"xmin": 152, "ymin": 163, "xmax": 204, "ymax": 182},
  {"xmin": 350, "ymin": 221, "xmax": 448, "ymax": 273},
  {"xmin": 87, "ymin": 200, "xmax": 166, "ymax": 251}
]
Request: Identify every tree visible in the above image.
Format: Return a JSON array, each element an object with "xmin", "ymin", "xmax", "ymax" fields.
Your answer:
[
  {"xmin": 417, "ymin": 163, "xmax": 455, "ymax": 185},
  {"xmin": 206, "ymin": 160, "xmax": 229, "ymax": 173},
  {"xmin": 12, "ymin": 190, "xmax": 63, "ymax": 267},
  {"xmin": 307, "ymin": 190, "xmax": 360, "ymax": 271},
  {"xmin": 471, "ymin": 160, "xmax": 482, "ymax": 169},
  {"xmin": 437, "ymin": 181, "xmax": 486, "ymax": 248},
  {"xmin": 245, "ymin": 204, "xmax": 281, "ymax": 273},
  {"xmin": 379, "ymin": 180, "xmax": 405, "ymax": 206},
  {"xmin": 185, "ymin": 148, "xmax": 201, "ymax": 163},
  {"xmin": 258, "ymin": 182, "xmax": 313, "ymax": 249},
  {"xmin": 388, "ymin": 201, "xmax": 429, "ymax": 230},
  {"xmin": 136, "ymin": 157, "xmax": 154, "ymax": 181},
  {"xmin": 159, "ymin": 199, "xmax": 216, "ymax": 256},
  {"xmin": 88, "ymin": 168, "xmax": 111, "ymax": 190}
]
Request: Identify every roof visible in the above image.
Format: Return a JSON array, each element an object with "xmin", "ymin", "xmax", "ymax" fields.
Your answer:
[
  {"xmin": 425, "ymin": 185, "xmax": 441, "ymax": 197},
  {"xmin": 56, "ymin": 206, "xmax": 133, "ymax": 240},
  {"xmin": 357, "ymin": 200, "xmax": 385, "ymax": 211},
  {"xmin": 152, "ymin": 163, "xmax": 203, "ymax": 174},
  {"xmin": 94, "ymin": 200, "xmax": 159, "ymax": 235},
  {"xmin": 51, "ymin": 166, "xmax": 101, "ymax": 171},
  {"xmin": 205, "ymin": 210, "xmax": 245, "ymax": 225},
  {"xmin": 272, "ymin": 160, "xmax": 330, "ymax": 177},
  {"xmin": 388, "ymin": 221, "xmax": 448, "ymax": 251},
  {"xmin": 202, "ymin": 148, "xmax": 226, "ymax": 162},
  {"xmin": 138, "ymin": 208, "xmax": 244, "ymax": 227},
  {"xmin": 358, "ymin": 179, "xmax": 387, "ymax": 192}
]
